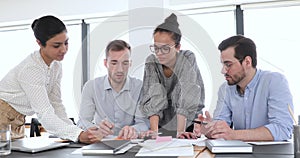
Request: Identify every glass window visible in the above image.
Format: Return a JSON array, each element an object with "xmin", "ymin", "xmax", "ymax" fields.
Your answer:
[
  {"xmin": 186, "ymin": 11, "xmax": 235, "ymax": 111},
  {"xmin": 244, "ymin": 5, "xmax": 300, "ymax": 115},
  {"xmin": 61, "ymin": 24, "xmax": 82, "ymax": 120},
  {"xmin": 0, "ymin": 24, "xmax": 81, "ymax": 122},
  {"xmin": 0, "ymin": 28, "xmax": 36, "ymax": 123},
  {"xmin": 0, "ymin": 28, "xmax": 37, "ymax": 79},
  {"xmin": 187, "ymin": 11, "xmax": 236, "ymax": 48}
]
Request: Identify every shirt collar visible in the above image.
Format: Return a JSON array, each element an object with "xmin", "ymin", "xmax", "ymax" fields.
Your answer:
[
  {"xmin": 247, "ymin": 69, "xmax": 260, "ymax": 90},
  {"xmin": 234, "ymin": 69, "xmax": 260, "ymax": 95},
  {"xmin": 103, "ymin": 75, "xmax": 130, "ymax": 92},
  {"xmin": 34, "ymin": 50, "xmax": 55, "ymax": 69}
]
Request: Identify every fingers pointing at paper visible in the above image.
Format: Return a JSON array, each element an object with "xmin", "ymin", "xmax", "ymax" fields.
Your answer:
[{"xmin": 117, "ymin": 125, "xmax": 138, "ymax": 139}]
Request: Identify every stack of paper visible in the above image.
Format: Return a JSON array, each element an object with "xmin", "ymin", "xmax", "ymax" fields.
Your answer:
[
  {"xmin": 135, "ymin": 139, "xmax": 194, "ymax": 157},
  {"xmin": 247, "ymin": 141, "xmax": 290, "ymax": 145}
]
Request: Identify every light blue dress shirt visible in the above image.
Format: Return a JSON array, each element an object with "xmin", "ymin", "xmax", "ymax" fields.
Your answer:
[
  {"xmin": 213, "ymin": 69, "xmax": 293, "ymax": 140},
  {"xmin": 77, "ymin": 75, "xmax": 149, "ymax": 135}
]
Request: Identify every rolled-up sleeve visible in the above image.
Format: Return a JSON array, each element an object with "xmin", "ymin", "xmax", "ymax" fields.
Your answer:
[
  {"xmin": 174, "ymin": 51, "xmax": 205, "ymax": 121},
  {"xmin": 264, "ymin": 73, "xmax": 293, "ymax": 140},
  {"xmin": 139, "ymin": 55, "xmax": 168, "ymax": 118}
]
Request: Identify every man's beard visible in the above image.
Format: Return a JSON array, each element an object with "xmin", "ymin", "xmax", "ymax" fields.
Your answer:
[{"xmin": 226, "ymin": 70, "xmax": 246, "ymax": 85}]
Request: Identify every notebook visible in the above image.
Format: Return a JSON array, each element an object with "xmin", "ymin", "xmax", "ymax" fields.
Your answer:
[
  {"xmin": 81, "ymin": 140, "xmax": 130, "ymax": 155},
  {"xmin": 206, "ymin": 139, "xmax": 252, "ymax": 153},
  {"xmin": 11, "ymin": 137, "xmax": 70, "ymax": 153}
]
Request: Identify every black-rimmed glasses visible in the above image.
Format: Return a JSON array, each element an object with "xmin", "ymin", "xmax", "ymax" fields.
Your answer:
[{"xmin": 149, "ymin": 44, "xmax": 176, "ymax": 54}]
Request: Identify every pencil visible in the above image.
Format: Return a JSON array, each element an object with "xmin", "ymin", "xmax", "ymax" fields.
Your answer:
[{"xmin": 287, "ymin": 104, "xmax": 297, "ymax": 125}]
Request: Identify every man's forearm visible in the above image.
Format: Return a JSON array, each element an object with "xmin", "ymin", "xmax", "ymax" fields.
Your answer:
[{"xmin": 234, "ymin": 126, "xmax": 274, "ymax": 141}]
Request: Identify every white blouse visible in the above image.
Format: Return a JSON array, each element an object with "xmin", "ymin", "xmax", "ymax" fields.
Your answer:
[{"xmin": 0, "ymin": 50, "xmax": 82, "ymax": 141}]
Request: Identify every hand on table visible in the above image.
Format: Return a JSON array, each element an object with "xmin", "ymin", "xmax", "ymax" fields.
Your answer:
[
  {"xmin": 117, "ymin": 126, "xmax": 138, "ymax": 139},
  {"xmin": 205, "ymin": 120, "xmax": 234, "ymax": 140},
  {"xmin": 177, "ymin": 132, "xmax": 197, "ymax": 139},
  {"xmin": 79, "ymin": 126, "xmax": 103, "ymax": 144}
]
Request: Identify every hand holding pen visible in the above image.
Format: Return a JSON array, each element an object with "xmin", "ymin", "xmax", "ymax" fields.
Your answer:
[
  {"xmin": 99, "ymin": 118, "xmax": 114, "ymax": 136},
  {"xmin": 193, "ymin": 111, "xmax": 212, "ymax": 137}
]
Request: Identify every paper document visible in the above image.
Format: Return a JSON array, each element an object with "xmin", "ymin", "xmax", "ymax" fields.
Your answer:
[
  {"xmin": 192, "ymin": 135, "xmax": 207, "ymax": 146},
  {"xmin": 73, "ymin": 144, "xmax": 136, "ymax": 155},
  {"xmin": 135, "ymin": 139, "xmax": 194, "ymax": 157},
  {"xmin": 247, "ymin": 141, "xmax": 291, "ymax": 145},
  {"xmin": 102, "ymin": 135, "xmax": 144, "ymax": 144},
  {"xmin": 81, "ymin": 140, "xmax": 131, "ymax": 155}
]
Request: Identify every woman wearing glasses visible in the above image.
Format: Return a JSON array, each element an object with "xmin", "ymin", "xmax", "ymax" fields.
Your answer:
[{"xmin": 139, "ymin": 13, "xmax": 205, "ymax": 138}]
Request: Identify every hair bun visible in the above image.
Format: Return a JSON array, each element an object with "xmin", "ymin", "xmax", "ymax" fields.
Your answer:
[{"xmin": 156, "ymin": 13, "xmax": 181, "ymax": 35}]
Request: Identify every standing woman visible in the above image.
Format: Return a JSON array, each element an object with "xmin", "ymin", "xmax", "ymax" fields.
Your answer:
[
  {"xmin": 0, "ymin": 15, "xmax": 102, "ymax": 143},
  {"xmin": 139, "ymin": 13, "xmax": 205, "ymax": 138}
]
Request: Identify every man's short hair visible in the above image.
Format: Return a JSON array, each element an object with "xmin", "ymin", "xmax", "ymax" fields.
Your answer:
[{"xmin": 105, "ymin": 40, "xmax": 131, "ymax": 58}]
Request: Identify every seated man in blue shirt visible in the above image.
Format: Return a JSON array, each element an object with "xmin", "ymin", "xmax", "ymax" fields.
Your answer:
[
  {"xmin": 194, "ymin": 35, "xmax": 294, "ymax": 141},
  {"xmin": 77, "ymin": 40, "xmax": 149, "ymax": 139}
]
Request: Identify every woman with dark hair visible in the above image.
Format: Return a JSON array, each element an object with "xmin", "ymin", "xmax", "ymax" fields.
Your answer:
[
  {"xmin": 139, "ymin": 13, "xmax": 205, "ymax": 138},
  {"xmin": 0, "ymin": 15, "xmax": 102, "ymax": 144}
]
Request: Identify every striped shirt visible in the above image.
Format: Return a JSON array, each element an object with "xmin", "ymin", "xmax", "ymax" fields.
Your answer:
[{"xmin": 0, "ymin": 50, "xmax": 82, "ymax": 141}]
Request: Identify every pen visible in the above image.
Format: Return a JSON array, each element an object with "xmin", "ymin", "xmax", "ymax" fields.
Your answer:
[{"xmin": 192, "ymin": 120, "xmax": 208, "ymax": 125}]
